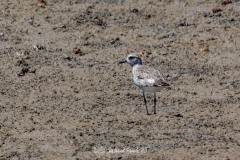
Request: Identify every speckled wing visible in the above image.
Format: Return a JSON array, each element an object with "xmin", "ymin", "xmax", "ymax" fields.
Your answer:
[{"xmin": 132, "ymin": 65, "xmax": 167, "ymax": 87}]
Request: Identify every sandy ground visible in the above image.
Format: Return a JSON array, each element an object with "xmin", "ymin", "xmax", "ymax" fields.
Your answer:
[{"xmin": 0, "ymin": 0, "xmax": 240, "ymax": 159}]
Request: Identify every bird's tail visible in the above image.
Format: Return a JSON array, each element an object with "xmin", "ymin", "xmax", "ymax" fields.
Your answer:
[
  {"xmin": 154, "ymin": 79, "xmax": 171, "ymax": 90},
  {"xmin": 162, "ymin": 81, "xmax": 171, "ymax": 90}
]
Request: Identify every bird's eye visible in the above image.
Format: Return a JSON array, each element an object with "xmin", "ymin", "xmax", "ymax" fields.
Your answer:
[{"xmin": 128, "ymin": 56, "xmax": 134, "ymax": 60}]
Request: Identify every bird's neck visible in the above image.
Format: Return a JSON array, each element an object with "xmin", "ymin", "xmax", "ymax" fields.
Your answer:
[
  {"xmin": 132, "ymin": 64, "xmax": 141, "ymax": 70},
  {"xmin": 132, "ymin": 63, "xmax": 142, "ymax": 67}
]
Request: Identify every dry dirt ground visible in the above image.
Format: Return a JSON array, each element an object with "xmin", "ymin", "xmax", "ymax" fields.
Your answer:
[{"xmin": 0, "ymin": 0, "xmax": 240, "ymax": 159}]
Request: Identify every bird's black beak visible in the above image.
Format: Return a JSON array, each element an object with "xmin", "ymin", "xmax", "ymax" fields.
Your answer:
[{"xmin": 119, "ymin": 60, "xmax": 127, "ymax": 64}]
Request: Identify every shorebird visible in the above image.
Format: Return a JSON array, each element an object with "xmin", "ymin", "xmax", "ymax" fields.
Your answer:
[{"xmin": 119, "ymin": 54, "xmax": 171, "ymax": 115}]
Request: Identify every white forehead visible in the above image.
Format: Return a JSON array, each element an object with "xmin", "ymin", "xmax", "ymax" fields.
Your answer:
[{"xmin": 127, "ymin": 54, "xmax": 139, "ymax": 59}]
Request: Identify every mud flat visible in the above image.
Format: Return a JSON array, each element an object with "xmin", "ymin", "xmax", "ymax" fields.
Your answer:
[{"xmin": 0, "ymin": 0, "xmax": 239, "ymax": 159}]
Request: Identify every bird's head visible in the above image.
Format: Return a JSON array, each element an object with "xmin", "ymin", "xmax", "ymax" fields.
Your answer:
[{"xmin": 119, "ymin": 54, "xmax": 142, "ymax": 67}]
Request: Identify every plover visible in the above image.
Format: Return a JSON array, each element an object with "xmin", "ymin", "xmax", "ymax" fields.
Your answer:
[{"xmin": 119, "ymin": 54, "xmax": 171, "ymax": 115}]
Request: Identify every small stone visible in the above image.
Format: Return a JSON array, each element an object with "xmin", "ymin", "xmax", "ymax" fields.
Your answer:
[
  {"xmin": 212, "ymin": 7, "xmax": 222, "ymax": 13},
  {"xmin": 130, "ymin": 8, "xmax": 139, "ymax": 13},
  {"xmin": 221, "ymin": 0, "xmax": 232, "ymax": 5},
  {"xmin": 17, "ymin": 67, "xmax": 29, "ymax": 76},
  {"xmin": 37, "ymin": 0, "xmax": 47, "ymax": 8}
]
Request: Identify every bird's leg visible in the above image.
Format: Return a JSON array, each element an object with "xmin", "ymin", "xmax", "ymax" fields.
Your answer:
[
  {"xmin": 142, "ymin": 91, "xmax": 149, "ymax": 115},
  {"xmin": 153, "ymin": 92, "xmax": 157, "ymax": 114}
]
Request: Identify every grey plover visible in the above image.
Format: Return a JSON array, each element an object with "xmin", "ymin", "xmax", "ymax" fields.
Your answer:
[{"xmin": 119, "ymin": 54, "xmax": 171, "ymax": 115}]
